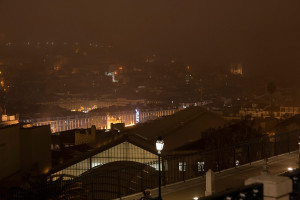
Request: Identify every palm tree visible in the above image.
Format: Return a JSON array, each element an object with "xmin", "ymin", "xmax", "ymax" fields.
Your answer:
[{"xmin": 267, "ymin": 82, "xmax": 276, "ymax": 107}]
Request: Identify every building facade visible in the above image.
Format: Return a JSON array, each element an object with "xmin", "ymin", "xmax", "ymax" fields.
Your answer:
[
  {"xmin": 0, "ymin": 124, "xmax": 52, "ymax": 181},
  {"xmin": 21, "ymin": 108, "xmax": 179, "ymax": 133}
]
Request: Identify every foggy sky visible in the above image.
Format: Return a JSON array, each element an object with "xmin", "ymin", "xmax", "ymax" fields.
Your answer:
[{"xmin": 0, "ymin": 0, "xmax": 299, "ymax": 77}]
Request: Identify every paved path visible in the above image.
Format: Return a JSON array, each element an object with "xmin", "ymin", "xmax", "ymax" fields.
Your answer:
[{"xmin": 121, "ymin": 151, "xmax": 299, "ymax": 200}]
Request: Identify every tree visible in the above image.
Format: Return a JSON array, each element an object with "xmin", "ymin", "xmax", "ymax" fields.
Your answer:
[{"xmin": 267, "ymin": 82, "xmax": 276, "ymax": 107}]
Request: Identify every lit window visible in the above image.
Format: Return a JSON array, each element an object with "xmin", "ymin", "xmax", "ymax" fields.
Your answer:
[
  {"xmin": 197, "ymin": 161, "xmax": 205, "ymax": 172},
  {"xmin": 92, "ymin": 162, "xmax": 103, "ymax": 168},
  {"xmin": 179, "ymin": 162, "xmax": 186, "ymax": 172}
]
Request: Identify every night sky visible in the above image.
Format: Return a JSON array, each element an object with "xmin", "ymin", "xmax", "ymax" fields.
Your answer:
[{"xmin": 0, "ymin": 0, "xmax": 299, "ymax": 78}]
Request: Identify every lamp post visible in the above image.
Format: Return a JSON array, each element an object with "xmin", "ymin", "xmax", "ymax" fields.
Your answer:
[
  {"xmin": 156, "ymin": 137, "xmax": 164, "ymax": 200},
  {"xmin": 298, "ymin": 136, "xmax": 300, "ymax": 168}
]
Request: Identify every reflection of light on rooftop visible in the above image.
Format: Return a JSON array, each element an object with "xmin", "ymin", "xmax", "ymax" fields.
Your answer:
[
  {"xmin": 23, "ymin": 124, "xmax": 33, "ymax": 128},
  {"xmin": 193, "ymin": 197, "xmax": 199, "ymax": 200},
  {"xmin": 125, "ymin": 122, "xmax": 135, "ymax": 127}
]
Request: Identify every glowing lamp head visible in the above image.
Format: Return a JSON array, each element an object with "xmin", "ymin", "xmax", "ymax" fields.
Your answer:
[
  {"xmin": 156, "ymin": 136, "xmax": 164, "ymax": 154},
  {"xmin": 288, "ymin": 167, "xmax": 293, "ymax": 171}
]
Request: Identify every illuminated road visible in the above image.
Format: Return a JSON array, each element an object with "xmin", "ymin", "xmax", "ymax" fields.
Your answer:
[{"xmin": 121, "ymin": 151, "xmax": 298, "ymax": 200}]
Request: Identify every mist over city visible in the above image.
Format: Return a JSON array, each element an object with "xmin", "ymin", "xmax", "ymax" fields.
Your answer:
[{"xmin": 0, "ymin": 1, "xmax": 300, "ymax": 200}]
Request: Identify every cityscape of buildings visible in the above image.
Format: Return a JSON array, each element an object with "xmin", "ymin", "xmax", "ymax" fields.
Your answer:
[
  {"xmin": 1, "ymin": 1, "xmax": 300, "ymax": 199},
  {"xmin": 1, "ymin": 41, "xmax": 300, "ymax": 198}
]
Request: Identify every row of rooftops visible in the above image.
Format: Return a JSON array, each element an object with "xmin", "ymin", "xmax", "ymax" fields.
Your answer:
[
  {"xmin": 3, "ymin": 104, "xmax": 300, "ymax": 176},
  {"xmin": 50, "ymin": 106, "xmax": 227, "ymax": 173},
  {"xmin": 48, "ymin": 105, "xmax": 300, "ymax": 175}
]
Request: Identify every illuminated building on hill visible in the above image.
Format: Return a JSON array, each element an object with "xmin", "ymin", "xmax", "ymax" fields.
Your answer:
[{"xmin": 230, "ymin": 64, "xmax": 243, "ymax": 76}]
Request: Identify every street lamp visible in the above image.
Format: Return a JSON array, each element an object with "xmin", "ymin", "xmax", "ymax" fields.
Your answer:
[
  {"xmin": 298, "ymin": 136, "xmax": 300, "ymax": 168},
  {"xmin": 156, "ymin": 136, "xmax": 164, "ymax": 200}
]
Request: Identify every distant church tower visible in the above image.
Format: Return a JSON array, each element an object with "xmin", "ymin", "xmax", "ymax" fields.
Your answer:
[{"xmin": 230, "ymin": 64, "xmax": 243, "ymax": 76}]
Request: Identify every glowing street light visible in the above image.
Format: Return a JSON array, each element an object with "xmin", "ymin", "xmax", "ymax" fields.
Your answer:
[
  {"xmin": 156, "ymin": 137, "xmax": 164, "ymax": 154},
  {"xmin": 156, "ymin": 136, "xmax": 164, "ymax": 200}
]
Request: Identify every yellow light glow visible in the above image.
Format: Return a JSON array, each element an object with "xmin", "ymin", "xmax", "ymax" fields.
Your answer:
[
  {"xmin": 74, "ymin": 48, "xmax": 80, "ymax": 54},
  {"xmin": 43, "ymin": 167, "xmax": 50, "ymax": 174},
  {"xmin": 125, "ymin": 122, "xmax": 135, "ymax": 127},
  {"xmin": 23, "ymin": 124, "xmax": 33, "ymax": 128}
]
